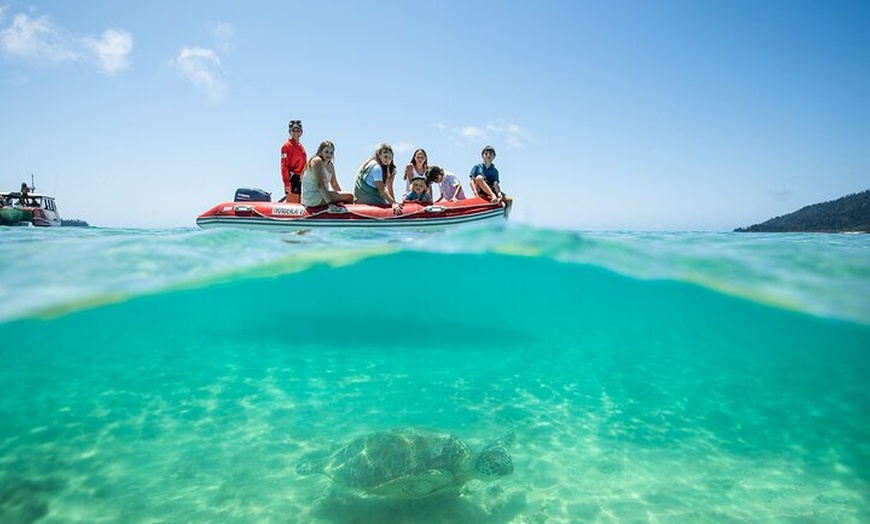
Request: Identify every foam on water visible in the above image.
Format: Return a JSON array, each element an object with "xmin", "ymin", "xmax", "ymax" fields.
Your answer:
[{"xmin": 0, "ymin": 226, "xmax": 868, "ymax": 522}]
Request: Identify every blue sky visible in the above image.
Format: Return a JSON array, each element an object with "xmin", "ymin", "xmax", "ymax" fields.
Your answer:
[{"xmin": 1, "ymin": 0, "xmax": 868, "ymax": 229}]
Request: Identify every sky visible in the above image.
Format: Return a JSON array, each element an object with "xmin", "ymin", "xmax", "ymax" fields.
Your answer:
[{"xmin": 1, "ymin": 0, "xmax": 868, "ymax": 230}]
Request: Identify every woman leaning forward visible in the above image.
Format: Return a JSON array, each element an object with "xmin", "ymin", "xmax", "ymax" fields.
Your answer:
[{"xmin": 353, "ymin": 143, "xmax": 403, "ymax": 215}]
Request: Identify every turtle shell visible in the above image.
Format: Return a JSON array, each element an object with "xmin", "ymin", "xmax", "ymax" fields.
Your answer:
[{"xmin": 318, "ymin": 427, "xmax": 470, "ymax": 496}]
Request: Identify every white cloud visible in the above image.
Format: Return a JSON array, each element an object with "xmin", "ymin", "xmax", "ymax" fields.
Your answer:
[
  {"xmin": 212, "ymin": 22, "xmax": 234, "ymax": 40},
  {"xmin": 461, "ymin": 126, "xmax": 485, "ymax": 139},
  {"xmin": 455, "ymin": 122, "xmax": 528, "ymax": 148},
  {"xmin": 486, "ymin": 122, "xmax": 527, "ymax": 147},
  {"xmin": 211, "ymin": 22, "xmax": 234, "ymax": 52},
  {"xmin": 83, "ymin": 29, "xmax": 132, "ymax": 74},
  {"xmin": 392, "ymin": 142, "xmax": 414, "ymax": 155},
  {"xmin": 0, "ymin": 12, "xmax": 132, "ymax": 75},
  {"xmin": 0, "ymin": 13, "xmax": 79, "ymax": 63},
  {"xmin": 170, "ymin": 46, "xmax": 226, "ymax": 103}
]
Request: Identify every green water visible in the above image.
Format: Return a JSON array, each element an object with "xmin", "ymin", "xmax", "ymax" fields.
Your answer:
[{"xmin": 1, "ymin": 241, "xmax": 868, "ymax": 523}]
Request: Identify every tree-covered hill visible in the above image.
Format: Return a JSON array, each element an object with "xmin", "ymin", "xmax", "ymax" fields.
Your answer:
[
  {"xmin": 61, "ymin": 218, "xmax": 90, "ymax": 227},
  {"xmin": 735, "ymin": 189, "xmax": 870, "ymax": 233}
]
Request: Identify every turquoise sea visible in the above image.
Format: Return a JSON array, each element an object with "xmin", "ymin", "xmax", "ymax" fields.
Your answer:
[{"xmin": 1, "ymin": 225, "xmax": 868, "ymax": 523}]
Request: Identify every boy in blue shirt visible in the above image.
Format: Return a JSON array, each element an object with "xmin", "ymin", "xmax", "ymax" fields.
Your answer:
[{"xmin": 470, "ymin": 145, "xmax": 513, "ymax": 215}]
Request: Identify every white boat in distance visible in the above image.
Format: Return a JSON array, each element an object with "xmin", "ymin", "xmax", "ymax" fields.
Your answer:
[{"xmin": 1, "ymin": 188, "xmax": 62, "ymax": 227}]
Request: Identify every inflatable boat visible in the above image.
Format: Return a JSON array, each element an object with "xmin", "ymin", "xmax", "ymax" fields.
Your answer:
[{"xmin": 196, "ymin": 189, "xmax": 506, "ymax": 230}]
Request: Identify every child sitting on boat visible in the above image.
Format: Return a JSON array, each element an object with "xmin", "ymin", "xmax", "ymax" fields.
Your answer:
[
  {"xmin": 427, "ymin": 165, "xmax": 466, "ymax": 203},
  {"xmin": 403, "ymin": 176, "xmax": 433, "ymax": 204},
  {"xmin": 470, "ymin": 145, "xmax": 512, "ymax": 216}
]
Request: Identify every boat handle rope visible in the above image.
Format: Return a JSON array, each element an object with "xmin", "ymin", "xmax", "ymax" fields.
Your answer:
[
  {"xmin": 243, "ymin": 201, "xmax": 495, "ymax": 222},
  {"xmin": 320, "ymin": 206, "xmax": 431, "ymax": 221},
  {"xmin": 243, "ymin": 205, "xmax": 408, "ymax": 221},
  {"xmin": 328, "ymin": 203, "xmax": 458, "ymax": 220}
]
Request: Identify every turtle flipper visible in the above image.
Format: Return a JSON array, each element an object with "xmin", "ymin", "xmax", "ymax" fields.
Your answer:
[{"xmin": 472, "ymin": 432, "xmax": 516, "ymax": 479}]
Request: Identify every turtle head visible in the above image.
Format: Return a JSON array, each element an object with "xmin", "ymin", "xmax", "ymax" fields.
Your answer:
[
  {"xmin": 473, "ymin": 432, "xmax": 515, "ymax": 480},
  {"xmin": 295, "ymin": 457, "xmax": 325, "ymax": 477},
  {"xmin": 295, "ymin": 460, "xmax": 316, "ymax": 476}
]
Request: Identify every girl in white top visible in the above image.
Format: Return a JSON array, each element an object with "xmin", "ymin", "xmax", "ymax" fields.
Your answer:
[
  {"xmin": 403, "ymin": 148, "xmax": 428, "ymax": 191},
  {"xmin": 301, "ymin": 141, "xmax": 354, "ymax": 207}
]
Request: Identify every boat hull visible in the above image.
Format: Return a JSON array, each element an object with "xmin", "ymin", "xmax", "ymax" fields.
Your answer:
[
  {"xmin": 0, "ymin": 207, "xmax": 33, "ymax": 226},
  {"xmin": 196, "ymin": 198, "xmax": 506, "ymax": 230}
]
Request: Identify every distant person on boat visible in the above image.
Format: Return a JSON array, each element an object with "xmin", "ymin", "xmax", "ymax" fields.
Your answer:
[
  {"xmin": 354, "ymin": 143, "xmax": 403, "ymax": 215},
  {"xmin": 403, "ymin": 176, "xmax": 433, "ymax": 204},
  {"xmin": 301, "ymin": 141, "xmax": 354, "ymax": 208},
  {"xmin": 18, "ymin": 182, "xmax": 31, "ymax": 206},
  {"xmin": 280, "ymin": 119, "xmax": 307, "ymax": 204},
  {"xmin": 428, "ymin": 166, "xmax": 466, "ymax": 203},
  {"xmin": 470, "ymin": 145, "xmax": 513, "ymax": 215},
  {"xmin": 403, "ymin": 148, "xmax": 428, "ymax": 191}
]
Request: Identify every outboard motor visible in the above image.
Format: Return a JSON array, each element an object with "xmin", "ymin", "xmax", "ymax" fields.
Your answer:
[{"xmin": 234, "ymin": 188, "xmax": 271, "ymax": 202}]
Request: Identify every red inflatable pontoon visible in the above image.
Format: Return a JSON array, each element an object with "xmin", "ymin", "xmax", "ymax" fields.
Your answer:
[{"xmin": 196, "ymin": 197, "xmax": 506, "ymax": 230}]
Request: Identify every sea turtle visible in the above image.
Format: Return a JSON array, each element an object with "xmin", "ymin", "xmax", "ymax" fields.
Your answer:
[{"xmin": 295, "ymin": 427, "xmax": 515, "ymax": 499}]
